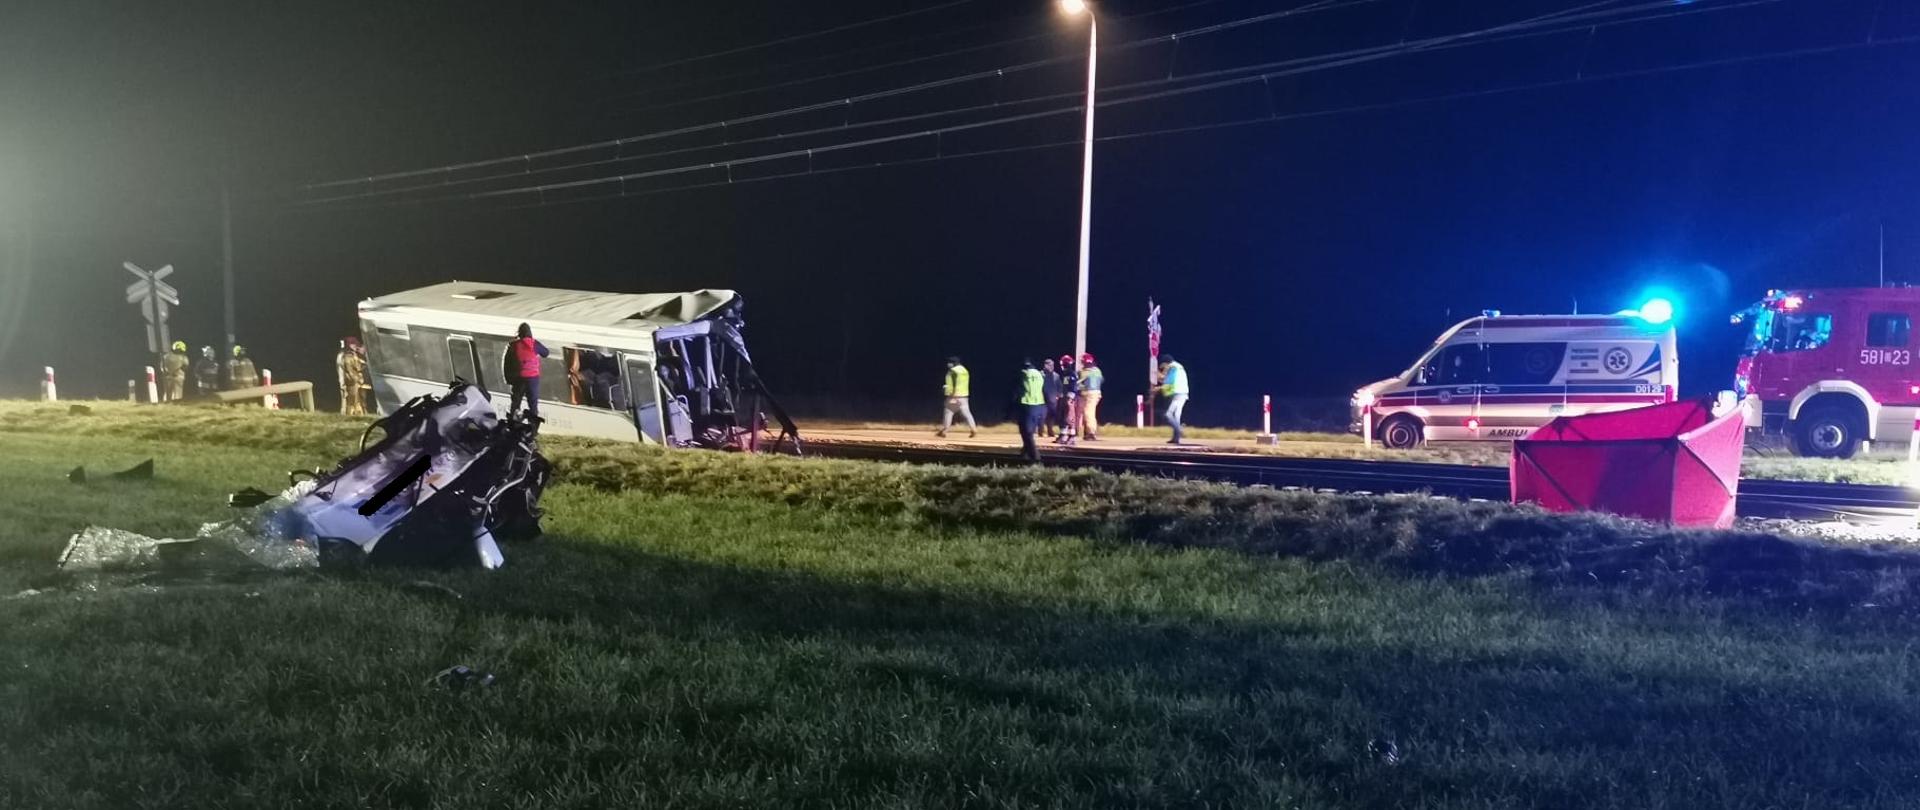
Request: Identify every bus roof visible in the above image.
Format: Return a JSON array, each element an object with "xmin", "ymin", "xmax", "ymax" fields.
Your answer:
[{"xmin": 361, "ymin": 282, "xmax": 740, "ymax": 329}]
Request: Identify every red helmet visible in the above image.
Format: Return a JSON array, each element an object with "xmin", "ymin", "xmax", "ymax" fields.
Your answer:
[
  {"xmin": 1081, "ymin": 353, "xmax": 1096, "ymax": 366},
  {"xmin": 1058, "ymin": 354, "xmax": 1074, "ymax": 368}
]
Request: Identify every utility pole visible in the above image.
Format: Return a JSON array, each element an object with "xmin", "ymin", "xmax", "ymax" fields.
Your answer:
[{"xmin": 222, "ymin": 186, "xmax": 235, "ymax": 362}]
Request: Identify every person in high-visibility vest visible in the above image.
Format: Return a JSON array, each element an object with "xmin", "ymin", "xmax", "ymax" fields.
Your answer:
[
  {"xmin": 1078, "ymin": 352, "xmax": 1105, "ymax": 441},
  {"xmin": 1016, "ymin": 358, "xmax": 1048, "ymax": 462},
  {"xmin": 227, "ymin": 345, "xmax": 260, "ymax": 391},
  {"xmin": 938, "ymin": 356, "xmax": 977, "ymax": 438},
  {"xmin": 159, "ymin": 341, "xmax": 190, "ymax": 402},
  {"xmin": 1157, "ymin": 353, "xmax": 1190, "ymax": 445}
]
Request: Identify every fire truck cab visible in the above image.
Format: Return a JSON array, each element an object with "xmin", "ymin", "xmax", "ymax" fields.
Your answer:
[{"xmin": 1734, "ymin": 287, "xmax": 1920, "ymax": 458}]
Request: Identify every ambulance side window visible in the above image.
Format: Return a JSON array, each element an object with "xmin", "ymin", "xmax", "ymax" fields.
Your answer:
[
  {"xmin": 1484, "ymin": 342, "xmax": 1566, "ymax": 386},
  {"xmin": 1428, "ymin": 343, "xmax": 1484, "ymax": 385}
]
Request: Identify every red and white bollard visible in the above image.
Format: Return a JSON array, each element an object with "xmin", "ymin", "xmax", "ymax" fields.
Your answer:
[
  {"xmin": 1262, "ymin": 394, "xmax": 1273, "ymax": 436},
  {"xmin": 144, "ymin": 366, "xmax": 159, "ymax": 405},
  {"xmin": 1135, "ymin": 394, "xmax": 1145, "ymax": 429},
  {"xmin": 1360, "ymin": 392, "xmax": 1375, "ymax": 449},
  {"xmin": 262, "ymin": 369, "xmax": 280, "ymax": 410},
  {"xmin": 41, "ymin": 367, "xmax": 56, "ymax": 402}
]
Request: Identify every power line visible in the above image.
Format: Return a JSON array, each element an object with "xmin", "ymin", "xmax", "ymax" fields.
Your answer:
[
  {"xmin": 429, "ymin": 29, "xmax": 1920, "ymax": 214},
  {"xmin": 599, "ymin": 0, "xmax": 1281, "ymax": 109},
  {"xmin": 303, "ymin": 0, "xmax": 1748, "ymax": 205},
  {"xmin": 605, "ymin": 0, "xmax": 981, "ymax": 80},
  {"xmin": 603, "ymin": 0, "xmax": 1376, "ymax": 118},
  {"xmin": 302, "ymin": 0, "xmax": 1372, "ymax": 191}
]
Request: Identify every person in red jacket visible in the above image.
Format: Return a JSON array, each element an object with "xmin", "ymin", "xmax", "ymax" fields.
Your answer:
[{"xmin": 502, "ymin": 322, "xmax": 550, "ymax": 418}]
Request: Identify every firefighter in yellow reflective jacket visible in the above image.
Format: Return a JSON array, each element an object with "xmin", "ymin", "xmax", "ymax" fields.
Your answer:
[
  {"xmin": 337, "ymin": 337, "xmax": 369, "ymax": 416},
  {"xmin": 159, "ymin": 341, "xmax": 189, "ymax": 402},
  {"xmin": 937, "ymin": 356, "xmax": 977, "ymax": 438},
  {"xmin": 227, "ymin": 345, "xmax": 260, "ymax": 391},
  {"xmin": 1016, "ymin": 358, "xmax": 1048, "ymax": 462}
]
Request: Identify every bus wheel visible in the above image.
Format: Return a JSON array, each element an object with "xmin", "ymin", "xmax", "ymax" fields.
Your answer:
[
  {"xmin": 1379, "ymin": 415, "xmax": 1424, "ymax": 450},
  {"xmin": 1793, "ymin": 407, "xmax": 1860, "ymax": 459}
]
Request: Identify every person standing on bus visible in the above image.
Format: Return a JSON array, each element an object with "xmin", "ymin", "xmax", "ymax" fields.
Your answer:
[
  {"xmin": 1078, "ymin": 352, "xmax": 1104, "ymax": 441},
  {"xmin": 1157, "ymin": 354, "xmax": 1189, "ymax": 445},
  {"xmin": 503, "ymin": 323, "xmax": 550, "ymax": 418},
  {"xmin": 938, "ymin": 356, "xmax": 977, "ymax": 438}
]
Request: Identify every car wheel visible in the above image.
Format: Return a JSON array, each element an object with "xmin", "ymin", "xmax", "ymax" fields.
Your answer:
[
  {"xmin": 1793, "ymin": 407, "xmax": 1859, "ymax": 459},
  {"xmin": 1379, "ymin": 415, "xmax": 1424, "ymax": 450}
]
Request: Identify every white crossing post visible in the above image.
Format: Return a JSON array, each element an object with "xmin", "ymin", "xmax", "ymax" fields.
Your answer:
[
  {"xmin": 262, "ymin": 369, "xmax": 279, "ymax": 409},
  {"xmin": 144, "ymin": 366, "xmax": 158, "ymax": 404},
  {"xmin": 1262, "ymin": 394, "xmax": 1272, "ymax": 436},
  {"xmin": 1135, "ymin": 394, "xmax": 1145, "ymax": 429},
  {"xmin": 41, "ymin": 367, "xmax": 56, "ymax": 402}
]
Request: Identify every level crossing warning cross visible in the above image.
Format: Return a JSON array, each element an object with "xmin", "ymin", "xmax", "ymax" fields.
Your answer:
[{"xmin": 124, "ymin": 261, "xmax": 179, "ymax": 354}]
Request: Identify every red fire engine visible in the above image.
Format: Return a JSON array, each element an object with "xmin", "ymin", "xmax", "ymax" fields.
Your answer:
[{"xmin": 1734, "ymin": 287, "xmax": 1920, "ymax": 457}]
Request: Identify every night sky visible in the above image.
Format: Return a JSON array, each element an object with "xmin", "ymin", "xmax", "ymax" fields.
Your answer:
[{"xmin": 5, "ymin": 0, "xmax": 1920, "ymax": 423}]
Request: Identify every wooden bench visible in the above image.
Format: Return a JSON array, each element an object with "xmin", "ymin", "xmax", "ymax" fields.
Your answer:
[{"xmin": 210, "ymin": 381, "xmax": 316, "ymax": 411}]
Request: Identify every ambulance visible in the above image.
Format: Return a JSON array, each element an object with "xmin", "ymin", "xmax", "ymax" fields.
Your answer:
[
  {"xmin": 1732, "ymin": 287, "xmax": 1920, "ymax": 458},
  {"xmin": 1352, "ymin": 311, "xmax": 1678, "ymax": 448}
]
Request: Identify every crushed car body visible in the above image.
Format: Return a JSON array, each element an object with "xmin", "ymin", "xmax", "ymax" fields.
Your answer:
[{"xmin": 58, "ymin": 382, "xmax": 549, "ymax": 573}]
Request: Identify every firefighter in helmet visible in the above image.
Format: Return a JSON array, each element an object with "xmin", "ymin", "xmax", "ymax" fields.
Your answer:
[
  {"xmin": 227, "ymin": 344, "xmax": 260, "ymax": 391},
  {"xmin": 337, "ymin": 337, "xmax": 368, "ymax": 416},
  {"xmin": 193, "ymin": 346, "xmax": 220, "ymax": 396},
  {"xmin": 159, "ymin": 341, "xmax": 190, "ymax": 402}
]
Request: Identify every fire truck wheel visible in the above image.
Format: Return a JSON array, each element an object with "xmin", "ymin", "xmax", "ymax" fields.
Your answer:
[
  {"xmin": 1793, "ymin": 407, "xmax": 1860, "ymax": 459},
  {"xmin": 1379, "ymin": 415, "xmax": 1425, "ymax": 450}
]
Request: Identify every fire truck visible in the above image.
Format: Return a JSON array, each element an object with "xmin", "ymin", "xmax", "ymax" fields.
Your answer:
[{"xmin": 1733, "ymin": 287, "xmax": 1920, "ymax": 457}]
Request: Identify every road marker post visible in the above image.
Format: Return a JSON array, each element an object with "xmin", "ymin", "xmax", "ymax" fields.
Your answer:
[
  {"xmin": 41, "ymin": 367, "xmax": 56, "ymax": 402},
  {"xmin": 144, "ymin": 366, "xmax": 158, "ymax": 404}
]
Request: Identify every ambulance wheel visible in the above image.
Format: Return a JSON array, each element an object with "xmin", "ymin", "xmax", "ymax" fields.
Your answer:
[
  {"xmin": 1379, "ymin": 415, "xmax": 1425, "ymax": 450},
  {"xmin": 1793, "ymin": 408, "xmax": 1859, "ymax": 459}
]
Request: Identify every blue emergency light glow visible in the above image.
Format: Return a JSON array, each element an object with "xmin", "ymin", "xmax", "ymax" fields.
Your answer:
[{"xmin": 1638, "ymin": 297, "xmax": 1675, "ymax": 325}]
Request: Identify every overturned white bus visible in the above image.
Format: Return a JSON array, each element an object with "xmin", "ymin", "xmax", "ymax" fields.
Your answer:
[{"xmin": 358, "ymin": 282, "xmax": 800, "ymax": 452}]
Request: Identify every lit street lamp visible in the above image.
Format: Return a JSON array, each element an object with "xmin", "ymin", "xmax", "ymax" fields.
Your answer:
[{"xmin": 1059, "ymin": 0, "xmax": 1095, "ymax": 390}]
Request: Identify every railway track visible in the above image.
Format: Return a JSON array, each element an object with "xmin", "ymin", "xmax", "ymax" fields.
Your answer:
[{"xmin": 808, "ymin": 441, "xmax": 1920, "ymax": 524}]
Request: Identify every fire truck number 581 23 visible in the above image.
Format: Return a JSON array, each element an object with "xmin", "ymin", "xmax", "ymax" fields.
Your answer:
[{"xmin": 1860, "ymin": 349, "xmax": 1911, "ymax": 366}]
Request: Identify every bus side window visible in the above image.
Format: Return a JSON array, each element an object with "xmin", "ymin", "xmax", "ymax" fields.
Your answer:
[{"xmin": 447, "ymin": 336, "xmax": 479, "ymax": 389}]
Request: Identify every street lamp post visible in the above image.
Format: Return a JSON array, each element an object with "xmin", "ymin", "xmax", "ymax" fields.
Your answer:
[{"xmin": 1060, "ymin": 0, "xmax": 1095, "ymax": 392}]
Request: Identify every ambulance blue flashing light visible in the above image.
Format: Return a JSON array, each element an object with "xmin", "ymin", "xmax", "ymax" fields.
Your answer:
[{"xmin": 1638, "ymin": 297, "xmax": 1675, "ymax": 325}]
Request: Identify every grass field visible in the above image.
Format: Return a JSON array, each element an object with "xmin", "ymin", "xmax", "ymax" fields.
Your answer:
[{"xmin": 4, "ymin": 403, "xmax": 1920, "ymax": 807}]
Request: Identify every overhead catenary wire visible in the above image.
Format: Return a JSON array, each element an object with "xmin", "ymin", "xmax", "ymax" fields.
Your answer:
[
  {"xmin": 302, "ymin": 0, "xmax": 1373, "ymax": 192},
  {"xmin": 454, "ymin": 28, "xmax": 1920, "ymax": 214},
  {"xmin": 302, "ymin": 0, "xmax": 1765, "ymax": 206},
  {"xmin": 604, "ymin": 0, "xmax": 982, "ymax": 80},
  {"xmin": 599, "ymin": 0, "xmax": 1308, "ymax": 110},
  {"xmin": 300, "ymin": 0, "xmax": 1747, "ymax": 206}
]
